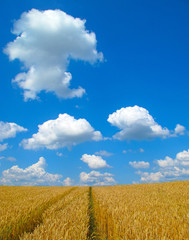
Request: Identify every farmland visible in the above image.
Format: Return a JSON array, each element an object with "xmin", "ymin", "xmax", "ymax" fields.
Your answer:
[{"xmin": 0, "ymin": 181, "xmax": 188, "ymax": 239}]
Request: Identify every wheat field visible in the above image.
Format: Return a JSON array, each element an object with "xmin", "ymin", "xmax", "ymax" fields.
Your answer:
[{"xmin": 0, "ymin": 181, "xmax": 188, "ymax": 240}]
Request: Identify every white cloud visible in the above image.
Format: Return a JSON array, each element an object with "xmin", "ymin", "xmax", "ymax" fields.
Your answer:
[
  {"xmin": 4, "ymin": 9, "xmax": 103, "ymax": 101},
  {"xmin": 174, "ymin": 124, "xmax": 186, "ymax": 135},
  {"xmin": 157, "ymin": 149, "xmax": 189, "ymax": 168},
  {"xmin": 123, "ymin": 148, "xmax": 144, "ymax": 154},
  {"xmin": 0, "ymin": 157, "xmax": 63, "ymax": 186},
  {"xmin": 176, "ymin": 150, "xmax": 189, "ymax": 162},
  {"xmin": 107, "ymin": 106, "xmax": 184, "ymax": 140},
  {"xmin": 0, "ymin": 121, "xmax": 27, "ymax": 142},
  {"xmin": 21, "ymin": 113, "xmax": 102, "ymax": 150},
  {"xmin": 137, "ymin": 149, "xmax": 189, "ymax": 183},
  {"xmin": 80, "ymin": 171, "xmax": 116, "ymax": 186},
  {"xmin": 157, "ymin": 156, "xmax": 175, "ymax": 168},
  {"xmin": 129, "ymin": 161, "xmax": 149, "ymax": 169},
  {"xmin": 6, "ymin": 157, "xmax": 16, "ymax": 162},
  {"xmin": 94, "ymin": 150, "xmax": 113, "ymax": 157},
  {"xmin": 0, "ymin": 156, "xmax": 16, "ymax": 161},
  {"xmin": 140, "ymin": 172, "xmax": 164, "ymax": 182},
  {"xmin": 81, "ymin": 154, "xmax": 110, "ymax": 169},
  {"xmin": 139, "ymin": 148, "xmax": 144, "ymax": 153},
  {"xmin": 63, "ymin": 177, "xmax": 74, "ymax": 186},
  {"xmin": 0, "ymin": 143, "xmax": 8, "ymax": 151},
  {"xmin": 56, "ymin": 152, "xmax": 63, "ymax": 157}
]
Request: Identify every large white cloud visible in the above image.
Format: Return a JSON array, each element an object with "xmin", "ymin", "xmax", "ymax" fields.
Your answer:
[
  {"xmin": 0, "ymin": 121, "xmax": 27, "ymax": 142},
  {"xmin": 129, "ymin": 161, "xmax": 149, "ymax": 169},
  {"xmin": 4, "ymin": 9, "xmax": 103, "ymax": 101},
  {"xmin": 0, "ymin": 157, "xmax": 63, "ymax": 186},
  {"xmin": 80, "ymin": 171, "xmax": 116, "ymax": 186},
  {"xmin": 21, "ymin": 113, "xmax": 102, "ymax": 149},
  {"xmin": 81, "ymin": 154, "xmax": 110, "ymax": 169},
  {"xmin": 137, "ymin": 149, "xmax": 189, "ymax": 183},
  {"xmin": 108, "ymin": 106, "xmax": 185, "ymax": 140}
]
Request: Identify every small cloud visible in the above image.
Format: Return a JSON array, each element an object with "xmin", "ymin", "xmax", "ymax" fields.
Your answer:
[
  {"xmin": 6, "ymin": 157, "xmax": 16, "ymax": 162},
  {"xmin": 0, "ymin": 156, "xmax": 16, "ymax": 161},
  {"xmin": 56, "ymin": 152, "xmax": 63, "ymax": 157},
  {"xmin": 140, "ymin": 172, "xmax": 163, "ymax": 183},
  {"xmin": 139, "ymin": 148, "xmax": 144, "ymax": 153},
  {"xmin": 95, "ymin": 150, "xmax": 113, "ymax": 157},
  {"xmin": 0, "ymin": 143, "xmax": 8, "ymax": 152},
  {"xmin": 174, "ymin": 124, "xmax": 186, "ymax": 136},
  {"xmin": 129, "ymin": 161, "xmax": 150, "ymax": 169},
  {"xmin": 123, "ymin": 149, "xmax": 133, "ymax": 154},
  {"xmin": 0, "ymin": 121, "xmax": 27, "ymax": 142},
  {"xmin": 123, "ymin": 148, "xmax": 144, "ymax": 154},
  {"xmin": 81, "ymin": 154, "xmax": 111, "ymax": 169},
  {"xmin": 63, "ymin": 177, "xmax": 74, "ymax": 186},
  {"xmin": 80, "ymin": 170, "xmax": 116, "ymax": 186}
]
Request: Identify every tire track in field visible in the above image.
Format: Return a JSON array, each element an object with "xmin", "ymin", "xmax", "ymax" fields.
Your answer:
[
  {"xmin": 21, "ymin": 187, "xmax": 89, "ymax": 240},
  {"xmin": 89, "ymin": 187, "xmax": 117, "ymax": 240},
  {"xmin": 88, "ymin": 187, "xmax": 102, "ymax": 240},
  {"xmin": 0, "ymin": 187, "xmax": 77, "ymax": 240}
]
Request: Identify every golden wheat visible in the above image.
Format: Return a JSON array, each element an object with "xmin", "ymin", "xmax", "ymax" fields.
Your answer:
[
  {"xmin": 93, "ymin": 181, "xmax": 189, "ymax": 240},
  {"xmin": 0, "ymin": 186, "xmax": 74, "ymax": 239},
  {"xmin": 1, "ymin": 181, "xmax": 188, "ymax": 240},
  {"xmin": 20, "ymin": 187, "xmax": 89, "ymax": 240}
]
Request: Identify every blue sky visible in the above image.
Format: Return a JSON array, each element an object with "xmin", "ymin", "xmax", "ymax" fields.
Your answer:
[{"xmin": 0, "ymin": 0, "xmax": 189, "ymax": 186}]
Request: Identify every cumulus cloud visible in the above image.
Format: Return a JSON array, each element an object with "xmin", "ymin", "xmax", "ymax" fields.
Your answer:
[
  {"xmin": 0, "ymin": 143, "xmax": 8, "ymax": 152},
  {"xmin": 108, "ymin": 106, "xmax": 184, "ymax": 140},
  {"xmin": 137, "ymin": 149, "xmax": 189, "ymax": 183},
  {"xmin": 157, "ymin": 156, "xmax": 175, "ymax": 168},
  {"xmin": 157, "ymin": 149, "xmax": 189, "ymax": 168},
  {"xmin": 129, "ymin": 161, "xmax": 149, "ymax": 169},
  {"xmin": 0, "ymin": 157, "xmax": 63, "ymax": 186},
  {"xmin": 81, "ymin": 154, "xmax": 110, "ymax": 169},
  {"xmin": 21, "ymin": 113, "xmax": 102, "ymax": 150},
  {"xmin": 176, "ymin": 150, "xmax": 189, "ymax": 163},
  {"xmin": 94, "ymin": 150, "xmax": 113, "ymax": 157},
  {"xmin": 4, "ymin": 9, "xmax": 103, "ymax": 101},
  {"xmin": 80, "ymin": 171, "xmax": 116, "ymax": 186},
  {"xmin": 139, "ymin": 172, "xmax": 164, "ymax": 182},
  {"xmin": 174, "ymin": 124, "xmax": 186, "ymax": 135},
  {"xmin": 0, "ymin": 121, "xmax": 27, "ymax": 142},
  {"xmin": 63, "ymin": 177, "xmax": 74, "ymax": 186}
]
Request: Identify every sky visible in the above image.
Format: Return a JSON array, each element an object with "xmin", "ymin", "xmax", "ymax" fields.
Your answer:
[{"xmin": 0, "ymin": 0, "xmax": 189, "ymax": 186}]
